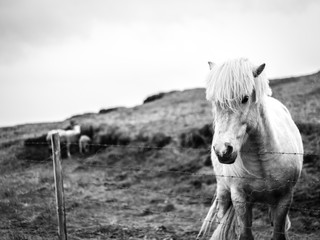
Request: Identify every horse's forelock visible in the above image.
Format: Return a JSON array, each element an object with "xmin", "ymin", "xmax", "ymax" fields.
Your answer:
[{"xmin": 206, "ymin": 58, "xmax": 271, "ymax": 111}]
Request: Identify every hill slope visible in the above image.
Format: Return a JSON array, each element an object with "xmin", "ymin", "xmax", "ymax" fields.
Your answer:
[
  {"xmin": 0, "ymin": 71, "xmax": 320, "ymax": 239},
  {"xmin": 270, "ymin": 70, "xmax": 320, "ymax": 123}
]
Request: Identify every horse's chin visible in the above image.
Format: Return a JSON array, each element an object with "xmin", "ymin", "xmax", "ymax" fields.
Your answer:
[{"xmin": 217, "ymin": 153, "xmax": 237, "ymax": 164}]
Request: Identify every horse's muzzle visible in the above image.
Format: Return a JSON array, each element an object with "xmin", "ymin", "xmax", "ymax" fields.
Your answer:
[
  {"xmin": 214, "ymin": 144, "xmax": 237, "ymax": 164},
  {"xmin": 216, "ymin": 152, "xmax": 237, "ymax": 164}
]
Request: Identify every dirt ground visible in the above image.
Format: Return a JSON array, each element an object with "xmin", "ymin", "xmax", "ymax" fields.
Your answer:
[{"xmin": 1, "ymin": 142, "xmax": 320, "ymax": 240}]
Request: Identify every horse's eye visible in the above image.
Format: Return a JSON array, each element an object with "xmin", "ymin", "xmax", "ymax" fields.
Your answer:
[{"xmin": 241, "ymin": 95, "xmax": 249, "ymax": 104}]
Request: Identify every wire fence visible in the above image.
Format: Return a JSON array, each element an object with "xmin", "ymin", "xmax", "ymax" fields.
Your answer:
[
  {"xmin": 22, "ymin": 140, "xmax": 319, "ymax": 156},
  {"xmin": 1, "ymin": 139, "xmax": 320, "ymax": 239},
  {"xmin": 18, "ymin": 140, "xmax": 320, "ymax": 182}
]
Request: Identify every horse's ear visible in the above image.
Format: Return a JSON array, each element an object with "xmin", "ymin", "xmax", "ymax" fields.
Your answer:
[
  {"xmin": 253, "ymin": 63, "xmax": 266, "ymax": 77},
  {"xmin": 208, "ymin": 61, "xmax": 215, "ymax": 70}
]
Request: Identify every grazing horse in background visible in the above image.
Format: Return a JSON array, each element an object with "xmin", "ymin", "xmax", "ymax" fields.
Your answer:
[
  {"xmin": 46, "ymin": 129, "xmax": 67, "ymax": 147},
  {"xmin": 79, "ymin": 135, "xmax": 91, "ymax": 154},
  {"xmin": 64, "ymin": 124, "xmax": 81, "ymax": 157},
  {"xmin": 198, "ymin": 58, "xmax": 303, "ymax": 240},
  {"xmin": 46, "ymin": 124, "xmax": 81, "ymax": 158}
]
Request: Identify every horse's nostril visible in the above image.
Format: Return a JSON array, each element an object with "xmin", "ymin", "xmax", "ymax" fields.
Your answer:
[{"xmin": 225, "ymin": 145, "xmax": 233, "ymax": 156}]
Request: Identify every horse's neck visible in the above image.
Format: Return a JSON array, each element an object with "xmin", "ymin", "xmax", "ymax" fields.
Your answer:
[
  {"xmin": 238, "ymin": 102, "xmax": 280, "ymax": 177},
  {"xmin": 246, "ymin": 101, "xmax": 280, "ymax": 155}
]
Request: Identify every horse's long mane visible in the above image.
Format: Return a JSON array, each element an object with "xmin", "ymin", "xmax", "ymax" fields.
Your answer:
[{"xmin": 206, "ymin": 58, "xmax": 271, "ymax": 111}]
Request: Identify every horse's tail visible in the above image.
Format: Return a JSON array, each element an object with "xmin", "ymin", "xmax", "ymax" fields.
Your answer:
[
  {"xmin": 211, "ymin": 205, "xmax": 237, "ymax": 240},
  {"xmin": 197, "ymin": 197, "xmax": 237, "ymax": 240},
  {"xmin": 197, "ymin": 198, "xmax": 218, "ymax": 239}
]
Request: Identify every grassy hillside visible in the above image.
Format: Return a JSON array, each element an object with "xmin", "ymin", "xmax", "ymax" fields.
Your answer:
[
  {"xmin": 270, "ymin": 70, "xmax": 320, "ymax": 123},
  {"xmin": 0, "ymin": 71, "xmax": 320, "ymax": 239}
]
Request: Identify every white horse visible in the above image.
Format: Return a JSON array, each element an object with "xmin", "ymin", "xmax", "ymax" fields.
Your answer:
[
  {"xmin": 198, "ymin": 58, "xmax": 303, "ymax": 240},
  {"xmin": 79, "ymin": 135, "xmax": 91, "ymax": 154},
  {"xmin": 46, "ymin": 125, "xmax": 81, "ymax": 158}
]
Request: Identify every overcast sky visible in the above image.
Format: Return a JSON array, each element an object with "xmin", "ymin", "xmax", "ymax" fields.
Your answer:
[{"xmin": 1, "ymin": 0, "xmax": 320, "ymax": 127}]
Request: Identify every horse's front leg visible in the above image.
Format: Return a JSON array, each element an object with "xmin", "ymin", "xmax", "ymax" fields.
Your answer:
[
  {"xmin": 231, "ymin": 189, "xmax": 254, "ymax": 240},
  {"xmin": 271, "ymin": 193, "xmax": 292, "ymax": 240},
  {"xmin": 66, "ymin": 142, "xmax": 71, "ymax": 158},
  {"xmin": 216, "ymin": 186, "xmax": 231, "ymax": 221},
  {"xmin": 79, "ymin": 141, "xmax": 83, "ymax": 154}
]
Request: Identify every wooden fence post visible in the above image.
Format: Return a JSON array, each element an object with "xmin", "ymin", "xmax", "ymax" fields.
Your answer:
[{"xmin": 51, "ymin": 132, "xmax": 68, "ymax": 240}]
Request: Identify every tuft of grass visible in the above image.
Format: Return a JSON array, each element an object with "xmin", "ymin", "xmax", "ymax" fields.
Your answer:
[
  {"xmin": 179, "ymin": 124, "xmax": 213, "ymax": 148},
  {"xmin": 143, "ymin": 92, "xmax": 166, "ymax": 104},
  {"xmin": 150, "ymin": 133, "xmax": 171, "ymax": 148},
  {"xmin": 94, "ymin": 125, "xmax": 131, "ymax": 148},
  {"xmin": 99, "ymin": 107, "xmax": 123, "ymax": 114}
]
